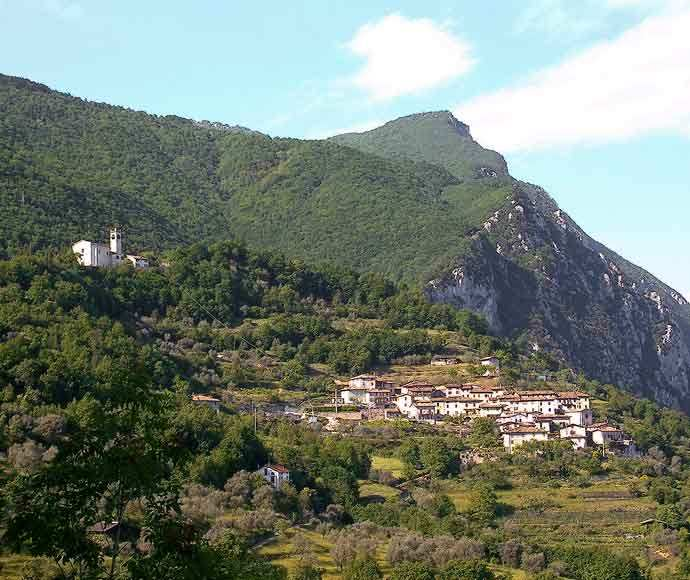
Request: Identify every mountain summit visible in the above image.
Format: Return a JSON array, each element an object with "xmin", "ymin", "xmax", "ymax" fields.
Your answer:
[
  {"xmin": 332, "ymin": 111, "xmax": 509, "ymax": 181},
  {"xmin": 1, "ymin": 73, "xmax": 689, "ymax": 410}
]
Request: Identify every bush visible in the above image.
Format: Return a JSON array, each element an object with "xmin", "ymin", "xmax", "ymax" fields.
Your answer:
[
  {"xmin": 438, "ymin": 560, "xmax": 495, "ymax": 580},
  {"xmin": 343, "ymin": 557, "xmax": 382, "ymax": 580},
  {"xmin": 390, "ymin": 561, "xmax": 436, "ymax": 580},
  {"xmin": 499, "ymin": 539, "xmax": 522, "ymax": 568},
  {"xmin": 522, "ymin": 552, "xmax": 546, "ymax": 573}
]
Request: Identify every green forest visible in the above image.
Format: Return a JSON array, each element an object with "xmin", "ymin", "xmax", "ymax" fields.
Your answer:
[
  {"xmin": 1, "ymin": 243, "xmax": 690, "ymax": 579},
  {"xmin": 0, "ymin": 74, "xmax": 509, "ymax": 282}
]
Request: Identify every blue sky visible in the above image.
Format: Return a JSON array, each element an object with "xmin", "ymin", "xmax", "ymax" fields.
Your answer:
[{"xmin": 1, "ymin": 0, "xmax": 688, "ymax": 298}]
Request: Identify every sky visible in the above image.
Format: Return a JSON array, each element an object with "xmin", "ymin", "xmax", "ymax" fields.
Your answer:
[{"xmin": 1, "ymin": 0, "xmax": 688, "ymax": 298}]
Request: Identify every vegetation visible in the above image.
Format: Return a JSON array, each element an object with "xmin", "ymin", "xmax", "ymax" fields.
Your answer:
[
  {"xmin": 1, "ymin": 241, "xmax": 690, "ymax": 577},
  {"xmin": 0, "ymin": 74, "xmax": 511, "ymax": 282}
]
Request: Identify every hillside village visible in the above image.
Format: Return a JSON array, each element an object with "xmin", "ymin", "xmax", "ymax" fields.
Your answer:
[{"xmin": 333, "ymin": 371, "xmax": 637, "ymax": 456}]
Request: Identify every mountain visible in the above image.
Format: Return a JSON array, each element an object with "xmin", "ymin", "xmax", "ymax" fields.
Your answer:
[
  {"xmin": 334, "ymin": 112, "xmax": 690, "ymax": 410},
  {"xmin": 2, "ymin": 73, "xmax": 690, "ymax": 410},
  {"xmin": 0, "ymin": 73, "xmax": 507, "ymax": 281}
]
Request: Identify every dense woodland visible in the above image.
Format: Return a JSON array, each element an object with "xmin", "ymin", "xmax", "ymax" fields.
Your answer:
[
  {"xmin": 1, "ymin": 242, "xmax": 690, "ymax": 579},
  {"xmin": 0, "ymin": 74, "xmax": 509, "ymax": 282}
]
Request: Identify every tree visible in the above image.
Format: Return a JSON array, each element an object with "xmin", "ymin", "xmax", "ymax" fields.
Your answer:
[
  {"xmin": 343, "ymin": 557, "xmax": 383, "ymax": 580},
  {"xmin": 419, "ymin": 438, "xmax": 453, "ymax": 478},
  {"xmin": 470, "ymin": 484, "xmax": 497, "ymax": 526},
  {"xmin": 3, "ymin": 371, "xmax": 185, "ymax": 579},
  {"xmin": 468, "ymin": 418, "xmax": 500, "ymax": 450},
  {"xmin": 390, "ymin": 561, "xmax": 436, "ymax": 580},
  {"xmin": 438, "ymin": 560, "xmax": 494, "ymax": 580}
]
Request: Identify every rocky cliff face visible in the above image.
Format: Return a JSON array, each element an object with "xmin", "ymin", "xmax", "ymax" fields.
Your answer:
[
  {"xmin": 334, "ymin": 110, "xmax": 690, "ymax": 411},
  {"xmin": 426, "ymin": 181, "xmax": 690, "ymax": 410}
]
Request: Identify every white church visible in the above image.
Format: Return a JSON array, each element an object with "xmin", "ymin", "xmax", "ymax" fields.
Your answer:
[{"xmin": 72, "ymin": 227, "xmax": 149, "ymax": 269}]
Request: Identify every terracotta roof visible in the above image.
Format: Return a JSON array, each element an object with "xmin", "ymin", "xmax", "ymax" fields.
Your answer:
[
  {"xmin": 502, "ymin": 424, "xmax": 547, "ymax": 434},
  {"xmin": 480, "ymin": 356, "xmax": 499, "ymax": 361},
  {"xmin": 471, "ymin": 386, "xmax": 494, "ymax": 393},
  {"xmin": 267, "ymin": 464, "xmax": 290, "ymax": 474},
  {"xmin": 192, "ymin": 394, "xmax": 220, "ymax": 403},
  {"xmin": 433, "ymin": 396, "xmax": 477, "ymax": 403},
  {"xmin": 557, "ymin": 391, "xmax": 590, "ymax": 399},
  {"xmin": 479, "ymin": 402, "xmax": 506, "ymax": 408},
  {"xmin": 87, "ymin": 521, "xmax": 120, "ymax": 534},
  {"xmin": 351, "ymin": 374, "xmax": 377, "ymax": 380},
  {"xmin": 588, "ymin": 424, "xmax": 622, "ymax": 433}
]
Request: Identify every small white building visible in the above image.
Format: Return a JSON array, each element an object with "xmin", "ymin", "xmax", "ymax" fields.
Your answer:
[
  {"xmin": 560, "ymin": 424, "xmax": 588, "ymax": 449},
  {"xmin": 565, "ymin": 408, "xmax": 593, "ymax": 427},
  {"xmin": 339, "ymin": 386, "xmax": 371, "ymax": 405},
  {"xmin": 501, "ymin": 424, "xmax": 549, "ymax": 452},
  {"xmin": 443, "ymin": 384, "xmax": 475, "ymax": 397},
  {"xmin": 478, "ymin": 402, "xmax": 507, "ymax": 418},
  {"xmin": 259, "ymin": 464, "xmax": 290, "ymax": 489},
  {"xmin": 588, "ymin": 423, "xmax": 624, "ymax": 446},
  {"xmin": 407, "ymin": 401, "xmax": 436, "ymax": 423},
  {"xmin": 434, "ymin": 396, "xmax": 481, "ymax": 417},
  {"xmin": 480, "ymin": 356, "xmax": 500, "ymax": 370},
  {"xmin": 126, "ymin": 255, "xmax": 150, "ymax": 268}
]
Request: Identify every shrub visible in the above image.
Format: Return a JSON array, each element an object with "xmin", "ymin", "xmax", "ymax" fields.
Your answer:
[
  {"xmin": 343, "ymin": 557, "xmax": 382, "ymax": 580},
  {"xmin": 499, "ymin": 539, "xmax": 522, "ymax": 568},
  {"xmin": 438, "ymin": 560, "xmax": 495, "ymax": 580},
  {"xmin": 522, "ymin": 552, "xmax": 546, "ymax": 573},
  {"xmin": 390, "ymin": 561, "xmax": 436, "ymax": 580}
]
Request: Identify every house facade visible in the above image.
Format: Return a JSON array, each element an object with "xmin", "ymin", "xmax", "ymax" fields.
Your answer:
[{"xmin": 259, "ymin": 464, "xmax": 291, "ymax": 489}]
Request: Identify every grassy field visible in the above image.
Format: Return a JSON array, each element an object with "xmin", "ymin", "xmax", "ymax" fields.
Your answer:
[
  {"xmin": 0, "ymin": 555, "xmax": 55, "ymax": 579},
  {"xmin": 371, "ymin": 455, "xmax": 405, "ymax": 478},
  {"xmin": 442, "ymin": 475, "xmax": 656, "ymax": 555},
  {"xmin": 359, "ymin": 480, "xmax": 401, "ymax": 501}
]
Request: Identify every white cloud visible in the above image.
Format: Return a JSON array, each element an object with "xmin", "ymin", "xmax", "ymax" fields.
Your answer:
[
  {"xmin": 455, "ymin": 6, "xmax": 690, "ymax": 152},
  {"xmin": 306, "ymin": 119, "xmax": 385, "ymax": 140},
  {"xmin": 346, "ymin": 13, "xmax": 475, "ymax": 101}
]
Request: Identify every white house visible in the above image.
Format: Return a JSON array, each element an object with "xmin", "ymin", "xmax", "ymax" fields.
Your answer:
[
  {"xmin": 442, "ymin": 384, "xmax": 474, "ymax": 397},
  {"xmin": 565, "ymin": 408, "xmax": 593, "ymax": 427},
  {"xmin": 434, "ymin": 396, "xmax": 481, "ymax": 417},
  {"xmin": 126, "ymin": 254, "xmax": 149, "ymax": 268},
  {"xmin": 560, "ymin": 424, "xmax": 588, "ymax": 449},
  {"xmin": 73, "ymin": 227, "xmax": 148, "ymax": 269},
  {"xmin": 501, "ymin": 424, "xmax": 549, "ymax": 452},
  {"xmin": 480, "ymin": 356, "xmax": 500, "ymax": 370},
  {"xmin": 339, "ymin": 386, "xmax": 371, "ymax": 405},
  {"xmin": 478, "ymin": 401, "xmax": 506, "ymax": 418},
  {"xmin": 407, "ymin": 401, "xmax": 436, "ymax": 423},
  {"xmin": 259, "ymin": 464, "xmax": 291, "ymax": 489},
  {"xmin": 588, "ymin": 423, "xmax": 624, "ymax": 446}
]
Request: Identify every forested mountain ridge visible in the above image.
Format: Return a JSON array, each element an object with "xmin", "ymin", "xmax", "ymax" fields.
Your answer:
[
  {"xmin": 0, "ymin": 73, "xmax": 507, "ymax": 281},
  {"xmin": 2, "ymin": 73, "xmax": 690, "ymax": 412},
  {"xmin": 332, "ymin": 111, "xmax": 690, "ymax": 411}
]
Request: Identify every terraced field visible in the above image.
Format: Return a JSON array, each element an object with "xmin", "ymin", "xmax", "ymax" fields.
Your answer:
[
  {"xmin": 443, "ymin": 476, "xmax": 656, "ymax": 555},
  {"xmin": 257, "ymin": 526, "xmax": 528, "ymax": 579}
]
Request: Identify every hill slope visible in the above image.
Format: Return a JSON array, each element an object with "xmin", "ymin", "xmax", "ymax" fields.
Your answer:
[
  {"xmin": 333, "ymin": 112, "xmax": 690, "ymax": 410},
  {"xmin": 0, "ymin": 74, "xmax": 507, "ymax": 281},
  {"xmin": 1, "ymin": 74, "xmax": 689, "ymax": 410}
]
